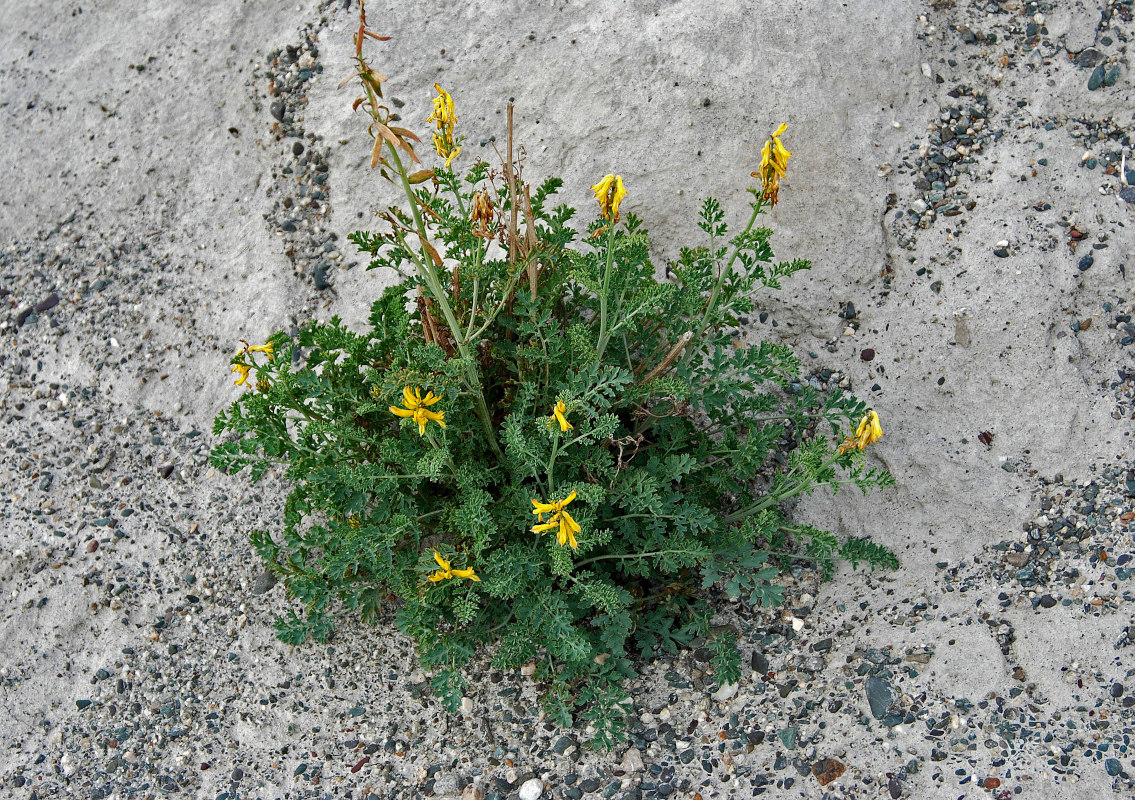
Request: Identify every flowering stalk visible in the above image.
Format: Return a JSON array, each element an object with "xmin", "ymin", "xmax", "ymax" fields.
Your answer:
[
  {"xmin": 385, "ymin": 145, "xmax": 503, "ymax": 458},
  {"xmin": 722, "ymin": 411, "xmax": 883, "ymax": 524},
  {"xmin": 683, "ymin": 196, "xmax": 765, "ymax": 367},
  {"xmin": 594, "ymin": 222, "xmax": 618, "ymax": 361}
]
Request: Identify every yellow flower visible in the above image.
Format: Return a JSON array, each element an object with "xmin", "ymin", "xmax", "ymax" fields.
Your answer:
[
  {"xmin": 389, "ymin": 385, "xmax": 446, "ymax": 436},
  {"xmin": 427, "ymin": 549, "xmax": 481, "ymax": 582},
  {"xmin": 426, "ymin": 84, "xmax": 456, "ymax": 127},
  {"xmin": 231, "ymin": 363, "xmax": 251, "ymax": 386},
  {"xmin": 591, "ymin": 174, "xmax": 627, "ymax": 221},
  {"xmin": 426, "ymin": 84, "xmax": 461, "ymax": 168},
  {"xmin": 347, "ymin": 515, "xmax": 362, "ymax": 529},
  {"xmin": 549, "ymin": 400, "xmax": 573, "ymax": 432},
  {"xmin": 247, "ymin": 342, "xmax": 274, "ymax": 359},
  {"xmin": 839, "ymin": 410, "xmax": 883, "ymax": 454},
  {"xmin": 751, "ymin": 123, "xmax": 791, "ymax": 206},
  {"xmin": 531, "ymin": 491, "xmax": 582, "ymax": 550}
]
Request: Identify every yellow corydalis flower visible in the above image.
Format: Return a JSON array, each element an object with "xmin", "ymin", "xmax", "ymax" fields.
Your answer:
[
  {"xmin": 531, "ymin": 491, "xmax": 582, "ymax": 550},
  {"xmin": 389, "ymin": 385, "xmax": 446, "ymax": 436},
  {"xmin": 247, "ymin": 342, "xmax": 274, "ymax": 359},
  {"xmin": 231, "ymin": 363, "xmax": 251, "ymax": 386},
  {"xmin": 426, "ymin": 84, "xmax": 461, "ymax": 168},
  {"xmin": 839, "ymin": 410, "xmax": 883, "ymax": 454},
  {"xmin": 751, "ymin": 123, "xmax": 791, "ymax": 206},
  {"xmin": 427, "ymin": 550, "xmax": 480, "ymax": 583},
  {"xmin": 549, "ymin": 400, "xmax": 573, "ymax": 432},
  {"xmin": 591, "ymin": 174, "xmax": 627, "ymax": 222}
]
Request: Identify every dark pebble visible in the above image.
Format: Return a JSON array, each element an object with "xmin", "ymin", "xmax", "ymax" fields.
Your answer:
[
  {"xmin": 1106, "ymin": 757, "xmax": 1122, "ymax": 776},
  {"xmin": 270, "ymin": 101, "xmax": 286, "ymax": 122},
  {"xmin": 76, "ymin": 699, "xmax": 92, "ymax": 710},
  {"xmin": 888, "ymin": 774, "xmax": 904, "ymax": 799},
  {"xmin": 841, "ymin": 302, "xmax": 856, "ymax": 320},
  {"xmin": 1038, "ymin": 594, "xmax": 1057, "ymax": 608},
  {"xmin": 1111, "ymin": 683, "xmax": 1124, "ymax": 698},
  {"xmin": 865, "ymin": 676, "xmax": 896, "ymax": 719},
  {"xmin": 1104, "ymin": 66, "xmax": 1119, "ymax": 87},
  {"xmin": 860, "ymin": 348, "xmax": 875, "ymax": 362},
  {"xmin": 293, "ymin": 142, "xmax": 305, "ymax": 156},
  {"xmin": 578, "ymin": 777, "xmax": 601, "ymax": 792},
  {"xmin": 1078, "ymin": 254, "xmax": 1093, "ymax": 271},
  {"xmin": 1088, "ymin": 65, "xmax": 1105, "ymax": 91},
  {"xmin": 313, "ymin": 264, "xmax": 332, "ymax": 290},
  {"xmin": 993, "ymin": 247, "xmax": 1010, "ymax": 258},
  {"xmin": 158, "ymin": 464, "xmax": 174, "ymax": 479},
  {"xmin": 34, "ymin": 292, "xmax": 60, "ymax": 313}
]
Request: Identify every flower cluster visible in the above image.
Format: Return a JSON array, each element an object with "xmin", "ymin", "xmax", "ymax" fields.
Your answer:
[
  {"xmin": 230, "ymin": 341, "xmax": 274, "ymax": 386},
  {"xmin": 839, "ymin": 410, "xmax": 883, "ymax": 454},
  {"xmin": 531, "ymin": 491, "xmax": 582, "ymax": 550},
  {"xmin": 426, "ymin": 84, "xmax": 461, "ymax": 168},
  {"xmin": 389, "ymin": 385, "xmax": 446, "ymax": 436},
  {"xmin": 427, "ymin": 550, "xmax": 480, "ymax": 582},
  {"xmin": 549, "ymin": 400, "xmax": 572, "ymax": 432},
  {"xmin": 752, "ymin": 123, "xmax": 791, "ymax": 206},
  {"xmin": 591, "ymin": 174, "xmax": 627, "ymax": 222}
]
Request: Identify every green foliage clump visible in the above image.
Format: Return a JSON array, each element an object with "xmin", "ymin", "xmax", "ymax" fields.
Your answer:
[{"xmin": 212, "ymin": 10, "xmax": 895, "ymax": 748}]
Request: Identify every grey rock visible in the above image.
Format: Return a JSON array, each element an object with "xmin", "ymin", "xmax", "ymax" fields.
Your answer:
[{"xmin": 251, "ymin": 570, "xmax": 279, "ymax": 595}]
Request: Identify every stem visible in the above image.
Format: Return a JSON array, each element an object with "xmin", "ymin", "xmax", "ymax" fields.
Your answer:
[
  {"xmin": 721, "ymin": 450, "xmax": 845, "ymax": 524},
  {"xmin": 595, "ymin": 223, "xmax": 618, "ymax": 361},
  {"xmin": 387, "ymin": 146, "xmax": 503, "ymax": 459},
  {"xmin": 546, "ymin": 430, "xmax": 562, "ymax": 494},
  {"xmin": 573, "ymin": 547, "xmax": 706, "ymax": 571},
  {"xmin": 426, "ymin": 429, "xmax": 459, "ymax": 482},
  {"xmin": 684, "ymin": 199, "xmax": 764, "ymax": 365},
  {"xmin": 464, "ymin": 274, "xmax": 480, "ymax": 341}
]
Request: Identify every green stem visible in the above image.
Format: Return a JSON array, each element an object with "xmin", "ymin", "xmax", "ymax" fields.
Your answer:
[
  {"xmin": 573, "ymin": 547, "xmax": 706, "ymax": 571},
  {"xmin": 594, "ymin": 223, "xmax": 617, "ymax": 361},
  {"xmin": 426, "ymin": 429, "xmax": 459, "ymax": 482},
  {"xmin": 546, "ymin": 430, "xmax": 562, "ymax": 494},
  {"xmin": 684, "ymin": 199, "xmax": 764, "ymax": 365},
  {"xmin": 721, "ymin": 451, "xmax": 845, "ymax": 524},
  {"xmin": 387, "ymin": 146, "xmax": 503, "ymax": 459}
]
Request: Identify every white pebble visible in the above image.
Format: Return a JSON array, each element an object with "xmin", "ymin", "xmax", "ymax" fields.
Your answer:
[
  {"xmin": 620, "ymin": 746, "xmax": 645, "ymax": 773},
  {"xmin": 713, "ymin": 681, "xmax": 739, "ymax": 702},
  {"xmin": 518, "ymin": 778, "xmax": 543, "ymax": 800}
]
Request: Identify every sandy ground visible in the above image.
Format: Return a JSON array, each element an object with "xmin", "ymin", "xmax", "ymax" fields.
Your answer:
[{"xmin": 1, "ymin": 0, "xmax": 1133, "ymax": 798}]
